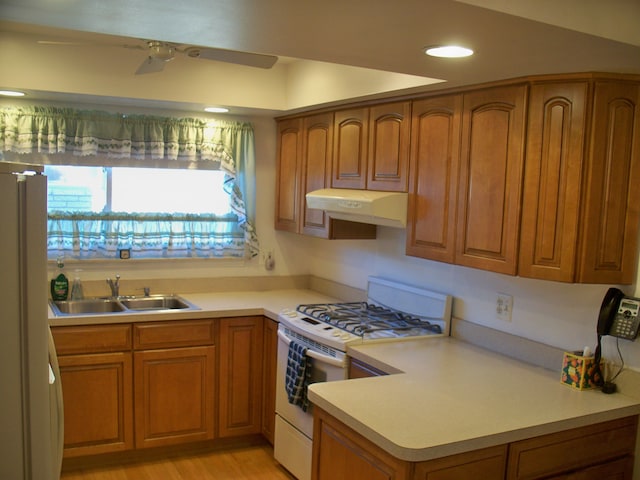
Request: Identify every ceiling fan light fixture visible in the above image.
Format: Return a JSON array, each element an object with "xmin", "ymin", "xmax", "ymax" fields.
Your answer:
[
  {"xmin": 148, "ymin": 41, "xmax": 175, "ymax": 61},
  {"xmin": 425, "ymin": 45, "xmax": 474, "ymax": 58},
  {"xmin": 204, "ymin": 106, "xmax": 229, "ymax": 113}
]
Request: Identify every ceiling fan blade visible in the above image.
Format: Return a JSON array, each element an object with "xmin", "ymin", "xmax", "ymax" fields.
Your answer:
[
  {"xmin": 184, "ymin": 47, "xmax": 278, "ymax": 69},
  {"xmin": 135, "ymin": 57, "xmax": 168, "ymax": 75}
]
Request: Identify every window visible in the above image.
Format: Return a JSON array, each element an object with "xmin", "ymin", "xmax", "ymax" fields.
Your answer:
[
  {"xmin": 46, "ymin": 166, "xmax": 231, "ymax": 215},
  {"xmin": 46, "ymin": 165, "xmax": 245, "ymax": 260}
]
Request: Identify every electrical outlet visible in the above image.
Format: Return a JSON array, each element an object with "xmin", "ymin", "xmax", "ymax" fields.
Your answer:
[{"xmin": 496, "ymin": 293, "xmax": 513, "ymax": 322}]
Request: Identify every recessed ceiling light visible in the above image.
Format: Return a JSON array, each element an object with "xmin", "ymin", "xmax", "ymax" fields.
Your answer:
[
  {"xmin": 0, "ymin": 90, "xmax": 26, "ymax": 97},
  {"xmin": 204, "ymin": 107, "xmax": 229, "ymax": 113},
  {"xmin": 425, "ymin": 46, "xmax": 474, "ymax": 58}
]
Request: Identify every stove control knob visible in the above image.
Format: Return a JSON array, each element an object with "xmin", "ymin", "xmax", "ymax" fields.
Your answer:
[
  {"xmin": 341, "ymin": 333, "xmax": 351, "ymax": 340},
  {"xmin": 332, "ymin": 331, "xmax": 341, "ymax": 337}
]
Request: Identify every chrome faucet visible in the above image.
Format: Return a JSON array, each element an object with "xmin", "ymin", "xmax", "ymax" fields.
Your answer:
[{"xmin": 106, "ymin": 274, "xmax": 120, "ymax": 298}]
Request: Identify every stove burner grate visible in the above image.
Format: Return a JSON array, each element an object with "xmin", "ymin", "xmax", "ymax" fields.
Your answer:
[{"xmin": 296, "ymin": 302, "xmax": 442, "ymax": 337}]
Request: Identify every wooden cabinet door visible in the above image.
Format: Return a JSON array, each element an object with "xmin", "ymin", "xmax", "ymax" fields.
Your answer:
[
  {"xmin": 218, "ymin": 316, "xmax": 264, "ymax": 438},
  {"xmin": 301, "ymin": 112, "xmax": 334, "ymax": 237},
  {"xmin": 519, "ymin": 82, "xmax": 588, "ymax": 282},
  {"xmin": 58, "ymin": 352, "xmax": 133, "ymax": 457},
  {"xmin": 134, "ymin": 346, "xmax": 215, "ymax": 448},
  {"xmin": 261, "ymin": 317, "xmax": 278, "ymax": 444},
  {"xmin": 554, "ymin": 456, "xmax": 634, "ymax": 480},
  {"xmin": 456, "ymin": 85, "xmax": 527, "ymax": 275},
  {"xmin": 578, "ymin": 81, "xmax": 640, "ymax": 284},
  {"xmin": 367, "ymin": 101, "xmax": 411, "ymax": 192},
  {"xmin": 332, "ymin": 107, "xmax": 369, "ymax": 189},
  {"xmin": 312, "ymin": 407, "xmax": 410, "ymax": 480},
  {"xmin": 406, "ymin": 94, "xmax": 462, "ymax": 263},
  {"xmin": 506, "ymin": 416, "xmax": 637, "ymax": 480},
  {"xmin": 413, "ymin": 445, "xmax": 507, "ymax": 480},
  {"xmin": 275, "ymin": 118, "xmax": 303, "ymax": 232}
]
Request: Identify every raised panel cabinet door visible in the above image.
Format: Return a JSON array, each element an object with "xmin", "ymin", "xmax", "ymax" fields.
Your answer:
[
  {"xmin": 261, "ymin": 317, "xmax": 278, "ymax": 444},
  {"xmin": 578, "ymin": 81, "xmax": 640, "ymax": 284},
  {"xmin": 406, "ymin": 94, "xmax": 462, "ymax": 263},
  {"xmin": 456, "ymin": 85, "xmax": 528, "ymax": 275},
  {"xmin": 218, "ymin": 316, "xmax": 264, "ymax": 438},
  {"xmin": 519, "ymin": 82, "xmax": 588, "ymax": 282},
  {"xmin": 367, "ymin": 101, "xmax": 411, "ymax": 192},
  {"xmin": 312, "ymin": 408, "xmax": 410, "ymax": 480},
  {"xmin": 332, "ymin": 107, "xmax": 369, "ymax": 189},
  {"xmin": 134, "ymin": 346, "xmax": 215, "ymax": 449},
  {"xmin": 302, "ymin": 112, "xmax": 334, "ymax": 237},
  {"xmin": 560, "ymin": 456, "xmax": 634, "ymax": 480},
  {"xmin": 413, "ymin": 445, "xmax": 507, "ymax": 480},
  {"xmin": 275, "ymin": 118, "xmax": 303, "ymax": 232},
  {"xmin": 58, "ymin": 352, "xmax": 133, "ymax": 458}
]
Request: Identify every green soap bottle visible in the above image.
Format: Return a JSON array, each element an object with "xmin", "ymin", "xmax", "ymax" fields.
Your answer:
[{"xmin": 50, "ymin": 257, "xmax": 69, "ymax": 301}]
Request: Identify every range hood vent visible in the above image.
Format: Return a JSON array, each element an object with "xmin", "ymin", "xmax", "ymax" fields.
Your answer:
[{"xmin": 306, "ymin": 188, "xmax": 408, "ymax": 228}]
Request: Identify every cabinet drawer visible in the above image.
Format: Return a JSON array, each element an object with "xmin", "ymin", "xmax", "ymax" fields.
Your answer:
[
  {"xmin": 52, "ymin": 324, "xmax": 132, "ymax": 355},
  {"xmin": 507, "ymin": 416, "xmax": 638, "ymax": 480},
  {"xmin": 134, "ymin": 319, "xmax": 215, "ymax": 349}
]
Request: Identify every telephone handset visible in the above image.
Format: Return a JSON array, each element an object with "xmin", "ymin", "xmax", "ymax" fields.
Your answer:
[{"xmin": 597, "ymin": 287, "xmax": 640, "ymax": 340}]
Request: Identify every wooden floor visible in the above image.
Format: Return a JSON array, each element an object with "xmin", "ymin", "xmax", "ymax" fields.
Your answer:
[{"xmin": 60, "ymin": 444, "xmax": 296, "ymax": 480}]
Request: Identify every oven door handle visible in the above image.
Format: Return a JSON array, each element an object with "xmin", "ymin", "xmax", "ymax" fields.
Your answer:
[{"xmin": 278, "ymin": 330, "xmax": 346, "ymax": 368}]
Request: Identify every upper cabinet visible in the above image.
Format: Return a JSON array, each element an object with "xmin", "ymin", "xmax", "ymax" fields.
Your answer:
[
  {"xmin": 332, "ymin": 102, "xmax": 411, "ymax": 191},
  {"xmin": 520, "ymin": 79, "xmax": 640, "ymax": 283},
  {"xmin": 407, "ymin": 85, "xmax": 528, "ymax": 275},
  {"xmin": 275, "ymin": 113, "xmax": 376, "ymax": 239},
  {"xmin": 577, "ymin": 81, "xmax": 640, "ymax": 284},
  {"xmin": 274, "ymin": 118, "xmax": 303, "ymax": 233},
  {"xmin": 455, "ymin": 85, "xmax": 528, "ymax": 275},
  {"xmin": 277, "ymin": 73, "xmax": 640, "ymax": 283},
  {"xmin": 406, "ymin": 94, "xmax": 462, "ymax": 263}
]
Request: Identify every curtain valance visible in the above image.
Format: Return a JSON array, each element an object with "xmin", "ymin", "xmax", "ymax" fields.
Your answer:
[{"xmin": 0, "ymin": 106, "xmax": 240, "ymax": 168}]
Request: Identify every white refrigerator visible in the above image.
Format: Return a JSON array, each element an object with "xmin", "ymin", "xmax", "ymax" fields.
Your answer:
[{"xmin": 0, "ymin": 163, "xmax": 63, "ymax": 480}]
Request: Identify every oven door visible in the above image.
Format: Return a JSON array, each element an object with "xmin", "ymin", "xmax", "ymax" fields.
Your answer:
[{"xmin": 274, "ymin": 324, "xmax": 347, "ymax": 480}]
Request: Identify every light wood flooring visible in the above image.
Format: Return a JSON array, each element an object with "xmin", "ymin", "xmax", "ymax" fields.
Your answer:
[{"xmin": 60, "ymin": 444, "xmax": 295, "ymax": 480}]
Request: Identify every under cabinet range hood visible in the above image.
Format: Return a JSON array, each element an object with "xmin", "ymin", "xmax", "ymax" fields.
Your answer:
[{"xmin": 306, "ymin": 188, "xmax": 408, "ymax": 228}]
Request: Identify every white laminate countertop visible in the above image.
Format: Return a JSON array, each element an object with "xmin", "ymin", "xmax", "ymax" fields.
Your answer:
[
  {"xmin": 308, "ymin": 337, "xmax": 640, "ymax": 462},
  {"xmin": 48, "ymin": 289, "xmax": 338, "ymax": 326},
  {"xmin": 49, "ymin": 290, "xmax": 640, "ymax": 466}
]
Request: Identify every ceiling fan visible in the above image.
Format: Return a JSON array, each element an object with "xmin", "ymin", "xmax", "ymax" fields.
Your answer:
[
  {"xmin": 128, "ymin": 40, "xmax": 279, "ymax": 75},
  {"xmin": 37, "ymin": 36, "xmax": 279, "ymax": 74}
]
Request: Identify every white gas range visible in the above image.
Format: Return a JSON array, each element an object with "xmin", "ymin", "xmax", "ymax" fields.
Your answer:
[{"xmin": 273, "ymin": 277, "xmax": 452, "ymax": 480}]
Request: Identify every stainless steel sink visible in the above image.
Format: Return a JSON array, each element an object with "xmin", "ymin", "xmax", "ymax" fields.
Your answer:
[
  {"xmin": 50, "ymin": 298, "xmax": 126, "ymax": 315},
  {"xmin": 120, "ymin": 295, "xmax": 193, "ymax": 311},
  {"xmin": 49, "ymin": 294, "xmax": 199, "ymax": 316}
]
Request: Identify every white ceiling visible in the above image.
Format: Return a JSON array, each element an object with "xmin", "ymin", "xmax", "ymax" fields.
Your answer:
[{"xmin": 0, "ymin": 0, "xmax": 639, "ymax": 116}]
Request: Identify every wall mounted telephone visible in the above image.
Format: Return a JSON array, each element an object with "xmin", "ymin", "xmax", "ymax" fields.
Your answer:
[{"xmin": 597, "ymin": 287, "xmax": 640, "ymax": 340}]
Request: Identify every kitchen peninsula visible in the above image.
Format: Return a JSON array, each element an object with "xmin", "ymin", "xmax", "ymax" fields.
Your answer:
[{"xmin": 309, "ymin": 339, "xmax": 640, "ymax": 479}]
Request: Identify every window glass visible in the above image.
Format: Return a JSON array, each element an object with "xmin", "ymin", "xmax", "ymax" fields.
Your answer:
[{"xmin": 45, "ymin": 165, "xmax": 231, "ymax": 215}]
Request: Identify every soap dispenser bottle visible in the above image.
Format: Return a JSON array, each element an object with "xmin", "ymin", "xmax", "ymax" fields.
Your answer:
[
  {"xmin": 50, "ymin": 257, "xmax": 69, "ymax": 301},
  {"xmin": 70, "ymin": 269, "xmax": 84, "ymax": 300}
]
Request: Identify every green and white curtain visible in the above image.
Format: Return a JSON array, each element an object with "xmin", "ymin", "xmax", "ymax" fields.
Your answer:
[{"xmin": 0, "ymin": 106, "xmax": 259, "ymax": 259}]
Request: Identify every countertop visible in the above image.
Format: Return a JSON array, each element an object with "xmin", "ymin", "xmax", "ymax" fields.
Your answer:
[
  {"xmin": 48, "ymin": 289, "xmax": 338, "ymax": 326},
  {"xmin": 49, "ymin": 290, "xmax": 640, "ymax": 465},
  {"xmin": 308, "ymin": 338, "xmax": 640, "ymax": 462}
]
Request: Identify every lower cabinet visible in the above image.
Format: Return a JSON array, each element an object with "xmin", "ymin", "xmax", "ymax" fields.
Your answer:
[
  {"xmin": 57, "ymin": 351, "xmax": 134, "ymax": 457},
  {"xmin": 52, "ymin": 324, "xmax": 134, "ymax": 458},
  {"xmin": 261, "ymin": 317, "xmax": 278, "ymax": 444},
  {"xmin": 312, "ymin": 407, "xmax": 411, "ymax": 480},
  {"xmin": 312, "ymin": 408, "xmax": 638, "ymax": 480},
  {"xmin": 218, "ymin": 316, "xmax": 264, "ymax": 437},
  {"xmin": 133, "ymin": 345, "xmax": 215, "ymax": 448}
]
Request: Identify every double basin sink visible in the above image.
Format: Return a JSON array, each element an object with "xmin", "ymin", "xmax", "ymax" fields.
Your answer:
[{"xmin": 50, "ymin": 294, "xmax": 199, "ymax": 316}]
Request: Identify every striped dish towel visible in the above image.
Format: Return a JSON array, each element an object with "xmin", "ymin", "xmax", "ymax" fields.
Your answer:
[{"xmin": 285, "ymin": 340, "xmax": 313, "ymax": 412}]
